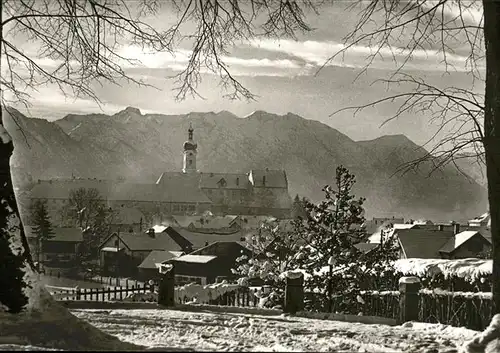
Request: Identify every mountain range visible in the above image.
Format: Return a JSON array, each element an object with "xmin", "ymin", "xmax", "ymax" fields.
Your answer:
[{"xmin": 4, "ymin": 106, "xmax": 487, "ymax": 222}]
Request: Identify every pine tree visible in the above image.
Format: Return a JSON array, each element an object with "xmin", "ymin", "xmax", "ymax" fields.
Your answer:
[
  {"xmin": 296, "ymin": 165, "xmax": 397, "ymax": 312},
  {"xmin": 87, "ymin": 206, "xmax": 115, "ymax": 257},
  {"xmin": 30, "ymin": 200, "xmax": 55, "ymax": 270}
]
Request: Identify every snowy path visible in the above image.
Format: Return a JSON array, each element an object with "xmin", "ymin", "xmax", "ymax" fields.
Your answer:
[{"xmin": 71, "ymin": 309, "xmax": 478, "ymax": 352}]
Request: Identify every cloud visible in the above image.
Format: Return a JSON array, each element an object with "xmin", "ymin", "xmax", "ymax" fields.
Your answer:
[
  {"xmin": 116, "ymin": 45, "xmax": 303, "ymax": 77},
  {"xmin": 5, "ymin": 86, "xmax": 127, "ymax": 119},
  {"xmin": 247, "ymin": 39, "xmax": 484, "ymax": 73}
]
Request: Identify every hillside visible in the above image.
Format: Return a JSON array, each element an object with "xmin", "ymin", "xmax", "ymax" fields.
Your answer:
[{"xmin": 4, "ymin": 107, "xmax": 487, "ymax": 222}]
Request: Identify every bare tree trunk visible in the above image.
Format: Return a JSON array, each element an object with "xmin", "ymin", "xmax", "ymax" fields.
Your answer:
[
  {"xmin": 0, "ymin": 0, "xmax": 37, "ymax": 312},
  {"xmin": 483, "ymin": 0, "xmax": 500, "ymax": 314},
  {"xmin": 0, "ymin": 109, "xmax": 37, "ymax": 312}
]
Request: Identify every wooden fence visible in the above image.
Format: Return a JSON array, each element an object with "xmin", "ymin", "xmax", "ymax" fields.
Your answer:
[
  {"xmin": 305, "ymin": 286, "xmax": 494, "ymax": 331},
  {"xmin": 418, "ymin": 290, "xmax": 494, "ymax": 331},
  {"xmin": 176, "ymin": 286, "xmax": 259, "ymax": 307},
  {"xmin": 305, "ymin": 290, "xmax": 400, "ymax": 320},
  {"xmin": 50, "ymin": 282, "xmax": 259, "ymax": 308},
  {"xmin": 50, "ymin": 283, "xmax": 151, "ymax": 302}
]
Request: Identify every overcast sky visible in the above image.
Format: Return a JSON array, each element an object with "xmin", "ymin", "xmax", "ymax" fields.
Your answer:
[{"xmin": 6, "ymin": 1, "xmax": 484, "ymax": 147}]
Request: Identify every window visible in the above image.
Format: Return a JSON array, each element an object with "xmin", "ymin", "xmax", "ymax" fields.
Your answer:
[{"xmin": 189, "ymin": 159, "xmax": 192, "ymax": 165}]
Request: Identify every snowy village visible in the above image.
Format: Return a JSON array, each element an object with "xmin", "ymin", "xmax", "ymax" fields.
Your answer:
[{"xmin": 1, "ymin": 1, "xmax": 499, "ymax": 353}]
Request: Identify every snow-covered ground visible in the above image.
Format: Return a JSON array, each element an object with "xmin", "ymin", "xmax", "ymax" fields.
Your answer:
[{"xmin": 68, "ymin": 308, "xmax": 478, "ymax": 352}]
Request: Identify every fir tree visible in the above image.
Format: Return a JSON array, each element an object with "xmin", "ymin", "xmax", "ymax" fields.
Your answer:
[
  {"xmin": 30, "ymin": 200, "xmax": 55, "ymax": 269},
  {"xmin": 296, "ymin": 165, "xmax": 398, "ymax": 312},
  {"xmin": 86, "ymin": 206, "xmax": 115, "ymax": 257}
]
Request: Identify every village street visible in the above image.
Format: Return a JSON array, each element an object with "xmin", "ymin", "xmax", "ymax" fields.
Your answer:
[{"xmin": 70, "ymin": 308, "xmax": 476, "ymax": 352}]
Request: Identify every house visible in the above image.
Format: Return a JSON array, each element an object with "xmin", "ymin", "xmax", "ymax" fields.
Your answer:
[
  {"xmin": 468, "ymin": 212, "xmax": 490, "ymax": 228},
  {"xmin": 164, "ymin": 226, "xmax": 247, "ymax": 251},
  {"xmin": 353, "ymin": 243, "xmax": 380, "ymax": 255},
  {"xmin": 164, "ymin": 241, "xmax": 253, "ymax": 285},
  {"xmin": 365, "ymin": 217, "xmax": 405, "ymax": 234},
  {"xmin": 367, "ymin": 222, "xmax": 459, "ymax": 244},
  {"xmin": 393, "ymin": 225, "xmax": 491, "ymax": 259},
  {"xmin": 98, "ymin": 228, "xmax": 192, "ymax": 277},
  {"xmin": 26, "ymin": 227, "xmax": 84, "ymax": 267},
  {"xmin": 171, "ymin": 215, "xmax": 241, "ymax": 234},
  {"xmin": 236, "ymin": 215, "xmax": 278, "ymax": 230},
  {"xmin": 438, "ymin": 230, "xmax": 492, "ymax": 259},
  {"xmin": 137, "ymin": 250, "xmax": 183, "ymax": 281}
]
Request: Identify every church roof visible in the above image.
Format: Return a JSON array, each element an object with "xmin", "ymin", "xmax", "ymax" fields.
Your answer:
[
  {"xmin": 29, "ymin": 179, "xmax": 113, "ymax": 199},
  {"xmin": 29, "ymin": 178, "xmax": 212, "ymax": 204},
  {"xmin": 249, "ymin": 169, "xmax": 288, "ymax": 188},
  {"xmin": 111, "ymin": 181, "xmax": 211, "ymax": 204},
  {"xmin": 199, "ymin": 172, "xmax": 248, "ymax": 189}
]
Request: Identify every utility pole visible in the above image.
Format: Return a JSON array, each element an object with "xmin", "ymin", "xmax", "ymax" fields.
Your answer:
[
  {"xmin": 116, "ymin": 229, "xmax": 120, "ymax": 280},
  {"xmin": 328, "ymin": 196, "xmax": 340, "ymax": 313}
]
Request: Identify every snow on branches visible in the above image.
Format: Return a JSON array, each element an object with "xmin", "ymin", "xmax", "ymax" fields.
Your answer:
[
  {"xmin": 234, "ymin": 166, "xmax": 400, "ymax": 313},
  {"xmin": 232, "ymin": 217, "xmax": 307, "ymax": 292}
]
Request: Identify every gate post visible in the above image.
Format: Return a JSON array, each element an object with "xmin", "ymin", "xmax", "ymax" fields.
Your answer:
[
  {"xmin": 283, "ymin": 271, "xmax": 304, "ymax": 314},
  {"xmin": 398, "ymin": 276, "xmax": 421, "ymax": 324},
  {"xmin": 158, "ymin": 263, "xmax": 175, "ymax": 307}
]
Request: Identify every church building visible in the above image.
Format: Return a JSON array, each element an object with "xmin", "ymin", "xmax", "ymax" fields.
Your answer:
[
  {"xmin": 156, "ymin": 124, "xmax": 292, "ymax": 217},
  {"xmin": 27, "ymin": 125, "xmax": 292, "ymax": 227}
]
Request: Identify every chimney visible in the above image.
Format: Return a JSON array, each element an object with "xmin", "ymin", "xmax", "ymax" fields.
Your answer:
[
  {"xmin": 148, "ymin": 228, "xmax": 155, "ymax": 238},
  {"xmin": 438, "ymin": 224, "xmax": 444, "ymax": 231},
  {"xmin": 453, "ymin": 223, "xmax": 460, "ymax": 235}
]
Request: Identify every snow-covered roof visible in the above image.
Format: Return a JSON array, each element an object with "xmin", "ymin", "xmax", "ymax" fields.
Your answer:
[
  {"xmin": 138, "ymin": 250, "xmax": 182, "ymax": 269},
  {"xmin": 368, "ymin": 224, "xmax": 414, "ymax": 243},
  {"xmin": 150, "ymin": 225, "xmax": 168, "ymax": 233},
  {"xmin": 470, "ymin": 212, "xmax": 489, "ymax": 222},
  {"xmin": 172, "ymin": 254, "xmax": 217, "ymax": 264},
  {"xmin": 101, "ymin": 247, "xmax": 120, "ymax": 252},
  {"xmin": 455, "ymin": 230, "xmax": 485, "ymax": 246},
  {"xmin": 468, "ymin": 212, "xmax": 490, "ymax": 227},
  {"xmin": 439, "ymin": 230, "xmax": 490, "ymax": 254}
]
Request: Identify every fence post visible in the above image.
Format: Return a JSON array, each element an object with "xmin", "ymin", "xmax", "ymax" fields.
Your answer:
[
  {"xmin": 284, "ymin": 271, "xmax": 305, "ymax": 314},
  {"xmin": 158, "ymin": 264, "xmax": 175, "ymax": 307},
  {"xmin": 398, "ymin": 276, "xmax": 421, "ymax": 324}
]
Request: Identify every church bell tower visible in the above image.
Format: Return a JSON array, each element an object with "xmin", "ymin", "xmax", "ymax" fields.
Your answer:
[{"xmin": 182, "ymin": 123, "xmax": 197, "ymax": 174}]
